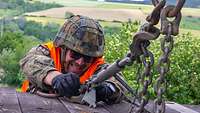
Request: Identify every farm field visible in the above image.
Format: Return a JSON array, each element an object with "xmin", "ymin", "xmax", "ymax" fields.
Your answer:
[
  {"xmin": 25, "ymin": 16, "xmax": 122, "ymax": 27},
  {"xmin": 24, "ymin": 7, "xmax": 146, "ymax": 22},
  {"xmin": 35, "ymin": 0, "xmax": 200, "ymax": 17}
]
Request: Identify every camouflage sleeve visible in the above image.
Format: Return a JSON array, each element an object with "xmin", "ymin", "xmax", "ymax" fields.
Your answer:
[
  {"xmin": 19, "ymin": 45, "xmax": 57, "ymax": 90},
  {"xmin": 94, "ymin": 64, "xmax": 128, "ymax": 104}
]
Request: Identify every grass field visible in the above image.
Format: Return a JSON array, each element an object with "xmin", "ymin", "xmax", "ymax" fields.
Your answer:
[
  {"xmin": 25, "ymin": 16, "xmax": 122, "ymax": 28},
  {"xmin": 181, "ymin": 16, "xmax": 200, "ymax": 31},
  {"xmin": 25, "ymin": 16, "xmax": 65, "ymax": 25},
  {"xmin": 24, "ymin": 7, "xmax": 146, "ymax": 22}
]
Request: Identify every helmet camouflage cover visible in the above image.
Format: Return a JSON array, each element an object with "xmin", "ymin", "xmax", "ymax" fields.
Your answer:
[{"xmin": 54, "ymin": 15, "xmax": 105, "ymax": 57}]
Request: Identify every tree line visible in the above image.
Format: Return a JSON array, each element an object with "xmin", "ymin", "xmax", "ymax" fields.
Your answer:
[{"xmin": 0, "ymin": 0, "xmax": 63, "ymax": 16}]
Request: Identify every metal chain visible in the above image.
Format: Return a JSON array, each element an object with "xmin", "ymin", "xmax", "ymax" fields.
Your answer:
[
  {"xmin": 153, "ymin": 0, "xmax": 185, "ymax": 112},
  {"xmin": 153, "ymin": 24, "xmax": 173, "ymax": 113},
  {"xmin": 136, "ymin": 45, "xmax": 154, "ymax": 113},
  {"xmin": 128, "ymin": 0, "xmax": 185, "ymax": 112},
  {"xmin": 128, "ymin": 0, "xmax": 164, "ymax": 111},
  {"xmin": 128, "ymin": 46, "xmax": 155, "ymax": 113},
  {"xmin": 128, "ymin": 63, "xmax": 142, "ymax": 113}
]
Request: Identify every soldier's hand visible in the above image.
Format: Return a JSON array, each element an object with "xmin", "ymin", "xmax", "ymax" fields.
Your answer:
[
  {"xmin": 52, "ymin": 73, "xmax": 80, "ymax": 97},
  {"xmin": 95, "ymin": 82, "xmax": 116, "ymax": 104}
]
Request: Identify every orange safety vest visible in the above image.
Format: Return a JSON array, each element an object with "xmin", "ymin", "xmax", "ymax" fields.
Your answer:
[{"xmin": 21, "ymin": 41, "xmax": 105, "ymax": 92}]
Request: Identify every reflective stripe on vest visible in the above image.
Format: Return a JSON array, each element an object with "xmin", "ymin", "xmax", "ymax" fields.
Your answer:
[{"xmin": 44, "ymin": 42, "xmax": 62, "ymax": 71}]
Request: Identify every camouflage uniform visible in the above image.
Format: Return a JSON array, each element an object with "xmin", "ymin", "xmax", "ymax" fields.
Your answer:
[{"xmin": 20, "ymin": 15, "xmax": 126, "ymax": 103}]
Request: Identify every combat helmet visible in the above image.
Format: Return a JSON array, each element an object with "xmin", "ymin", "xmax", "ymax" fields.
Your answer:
[{"xmin": 54, "ymin": 15, "xmax": 105, "ymax": 57}]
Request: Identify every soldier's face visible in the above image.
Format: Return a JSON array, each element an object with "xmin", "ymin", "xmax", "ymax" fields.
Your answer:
[{"xmin": 64, "ymin": 49, "xmax": 94, "ymax": 75}]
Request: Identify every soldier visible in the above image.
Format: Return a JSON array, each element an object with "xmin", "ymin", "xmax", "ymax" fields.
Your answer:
[{"xmin": 20, "ymin": 15, "xmax": 125, "ymax": 104}]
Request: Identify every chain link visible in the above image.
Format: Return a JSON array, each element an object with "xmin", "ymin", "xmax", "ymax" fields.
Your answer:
[
  {"xmin": 136, "ymin": 46, "xmax": 154, "ymax": 113},
  {"xmin": 147, "ymin": 0, "xmax": 166, "ymax": 25},
  {"xmin": 154, "ymin": 24, "xmax": 173, "ymax": 113},
  {"xmin": 129, "ymin": 18, "xmax": 160, "ymax": 113},
  {"xmin": 153, "ymin": 28, "xmax": 173, "ymax": 113},
  {"xmin": 153, "ymin": 0, "xmax": 184, "ymax": 112},
  {"xmin": 128, "ymin": 63, "xmax": 142, "ymax": 113},
  {"xmin": 128, "ymin": 1, "xmax": 165, "ymax": 112},
  {"xmin": 168, "ymin": 0, "xmax": 186, "ymax": 17}
]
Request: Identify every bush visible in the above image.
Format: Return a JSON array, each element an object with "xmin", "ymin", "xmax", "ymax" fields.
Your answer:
[
  {"xmin": 164, "ymin": 33, "xmax": 200, "ymax": 104},
  {"xmin": 105, "ymin": 21, "xmax": 141, "ymax": 88},
  {"xmin": 1, "ymin": 0, "xmax": 63, "ymax": 16},
  {"xmin": 148, "ymin": 33, "xmax": 200, "ymax": 104},
  {"xmin": 24, "ymin": 1, "xmax": 63, "ymax": 12},
  {"xmin": 0, "ymin": 32, "xmax": 41, "ymax": 86},
  {"xmin": 22, "ymin": 20, "xmax": 60, "ymax": 41}
]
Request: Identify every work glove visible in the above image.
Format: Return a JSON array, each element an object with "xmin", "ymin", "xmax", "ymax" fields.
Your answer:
[
  {"xmin": 95, "ymin": 82, "xmax": 116, "ymax": 104},
  {"xmin": 52, "ymin": 73, "xmax": 80, "ymax": 97}
]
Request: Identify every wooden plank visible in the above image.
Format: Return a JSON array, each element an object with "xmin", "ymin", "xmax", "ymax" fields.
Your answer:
[
  {"xmin": 0, "ymin": 87, "xmax": 21, "ymax": 113},
  {"xmin": 1, "ymin": 88, "xmax": 200, "ymax": 113},
  {"xmin": 17, "ymin": 92, "xmax": 70, "ymax": 113},
  {"xmin": 103, "ymin": 100, "xmax": 181, "ymax": 113},
  {"xmin": 145, "ymin": 101, "xmax": 180, "ymax": 113},
  {"xmin": 101, "ymin": 101, "xmax": 131, "ymax": 113},
  {"xmin": 183, "ymin": 105, "xmax": 200, "ymax": 113},
  {"xmin": 166, "ymin": 102, "xmax": 199, "ymax": 113},
  {"xmin": 59, "ymin": 97, "xmax": 110, "ymax": 113},
  {"xmin": 0, "ymin": 87, "xmax": 16, "ymax": 94},
  {"xmin": 102, "ymin": 100, "xmax": 180, "ymax": 113}
]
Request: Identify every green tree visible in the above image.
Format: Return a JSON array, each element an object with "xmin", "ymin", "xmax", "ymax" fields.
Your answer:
[{"xmin": 0, "ymin": 32, "xmax": 41, "ymax": 86}]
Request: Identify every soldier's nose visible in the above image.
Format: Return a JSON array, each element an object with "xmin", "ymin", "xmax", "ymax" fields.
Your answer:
[{"xmin": 75, "ymin": 57, "xmax": 85, "ymax": 65}]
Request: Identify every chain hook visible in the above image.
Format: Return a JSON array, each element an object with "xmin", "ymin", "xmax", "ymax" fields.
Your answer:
[
  {"xmin": 161, "ymin": 5, "xmax": 182, "ymax": 36},
  {"xmin": 151, "ymin": 0, "xmax": 162, "ymax": 7},
  {"xmin": 147, "ymin": 0, "xmax": 166, "ymax": 25},
  {"xmin": 168, "ymin": 0, "xmax": 186, "ymax": 17},
  {"xmin": 129, "ymin": 31, "xmax": 159, "ymax": 58}
]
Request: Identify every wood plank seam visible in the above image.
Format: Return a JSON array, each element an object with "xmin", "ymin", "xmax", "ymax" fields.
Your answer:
[
  {"xmin": 16, "ymin": 91, "xmax": 23, "ymax": 113},
  {"xmin": 166, "ymin": 102, "xmax": 199, "ymax": 113},
  {"xmin": 58, "ymin": 98, "xmax": 72, "ymax": 113}
]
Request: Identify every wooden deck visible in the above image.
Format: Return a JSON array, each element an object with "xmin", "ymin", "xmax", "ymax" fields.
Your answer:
[{"xmin": 0, "ymin": 87, "xmax": 200, "ymax": 113}]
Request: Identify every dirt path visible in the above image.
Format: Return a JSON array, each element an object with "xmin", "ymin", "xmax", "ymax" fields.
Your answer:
[{"xmin": 25, "ymin": 7, "xmax": 146, "ymax": 22}]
